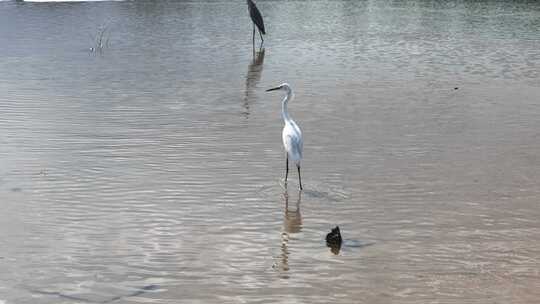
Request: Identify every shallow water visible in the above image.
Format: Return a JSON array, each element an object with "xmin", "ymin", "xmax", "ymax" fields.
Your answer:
[{"xmin": 1, "ymin": 0, "xmax": 540, "ymax": 303}]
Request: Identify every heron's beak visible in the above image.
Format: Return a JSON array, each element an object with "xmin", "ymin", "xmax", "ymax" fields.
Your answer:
[{"xmin": 266, "ymin": 86, "xmax": 281, "ymax": 92}]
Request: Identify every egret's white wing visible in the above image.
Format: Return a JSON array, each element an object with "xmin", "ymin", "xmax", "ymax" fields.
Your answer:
[
  {"xmin": 283, "ymin": 124, "xmax": 303, "ymax": 163},
  {"xmin": 290, "ymin": 121, "xmax": 303, "ymax": 158}
]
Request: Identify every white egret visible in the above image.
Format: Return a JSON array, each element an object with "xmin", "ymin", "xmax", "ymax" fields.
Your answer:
[{"xmin": 266, "ymin": 83, "xmax": 303, "ymax": 190}]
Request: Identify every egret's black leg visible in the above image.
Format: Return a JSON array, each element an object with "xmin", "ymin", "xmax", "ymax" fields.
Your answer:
[
  {"xmin": 297, "ymin": 165, "xmax": 303, "ymax": 190},
  {"xmin": 285, "ymin": 154, "xmax": 289, "ymax": 184}
]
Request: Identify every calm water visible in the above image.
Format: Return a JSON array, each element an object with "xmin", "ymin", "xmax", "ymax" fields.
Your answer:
[{"xmin": 1, "ymin": 0, "xmax": 540, "ymax": 303}]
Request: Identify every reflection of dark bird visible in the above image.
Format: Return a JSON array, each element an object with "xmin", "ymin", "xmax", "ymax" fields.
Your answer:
[
  {"xmin": 243, "ymin": 48, "xmax": 265, "ymax": 118},
  {"xmin": 326, "ymin": 226, "xmax": 342, "ymax": 255},
  {"xmin": 247, "ymin": 0, "xmax": 265, "ymax": 48}
]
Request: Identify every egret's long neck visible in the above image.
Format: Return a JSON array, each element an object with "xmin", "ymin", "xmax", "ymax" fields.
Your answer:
[{"xmin": 281, "ymin": 89, "xmax": 293, "ymax": 123}]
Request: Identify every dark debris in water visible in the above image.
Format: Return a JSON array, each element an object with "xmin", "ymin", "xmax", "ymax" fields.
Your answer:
[
  {"xmin": 326, "ymin": 226, "xmax": 342, "ymax": 255},
  {"xmin": 325, "ymin": 226, "xmax": 375, "ymax": 255}
]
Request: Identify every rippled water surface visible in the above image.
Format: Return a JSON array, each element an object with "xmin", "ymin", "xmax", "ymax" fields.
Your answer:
[{"xmin": 1, "ymin": 0, "xmax": 540, "ymax": 303}]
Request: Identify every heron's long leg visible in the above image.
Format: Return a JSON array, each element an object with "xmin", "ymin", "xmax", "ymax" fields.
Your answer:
[
  {"xmin": 258, "ymin": 29, "xmax": 264, "ymax": 44},
  {"xmin": 285, "ymin": 154, "xmax": 289, "ymax": 183},
  {"xmin": 252, "ymin": 25, "xmax": 255, "ymax": 49},
  {"xmin": 297, "ymin": 165, "xmax": 303, "ymax": 190}
]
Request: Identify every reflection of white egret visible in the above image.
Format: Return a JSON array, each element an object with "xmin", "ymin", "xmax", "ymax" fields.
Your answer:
[
  {"xmin": 284, "ymin": 190, "xmax": 302, "ymax": 234},
  {"xmin": 278, "ymin": 190, "xmax": 302, "ymax": 275},
  {"xmin": 266, "ymin": 83, "xmax": 303, "ymax": 190}
]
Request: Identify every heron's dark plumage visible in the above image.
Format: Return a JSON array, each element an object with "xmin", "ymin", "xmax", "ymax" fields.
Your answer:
[{"xmin": 247, "ymin": 0, "xmax": 265, "ymax": 35}]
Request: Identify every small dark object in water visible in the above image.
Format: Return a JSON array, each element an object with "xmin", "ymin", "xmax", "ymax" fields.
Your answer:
[
  {"xmin": 454, "ymin": 87, "xmax": 459, "ymax": 90},
  {"xmin": 326, "ymin": 226, "xmax": 342, "ymax": 254},
  {"xmin": 326, "ymin": 226, "xmax": 342, "ymax": 244}
]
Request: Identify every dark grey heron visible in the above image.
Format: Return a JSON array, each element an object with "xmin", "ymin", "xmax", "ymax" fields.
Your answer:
[{"xmin": 247, "ymin": 0, "xmax": 265, "ymax": 47}]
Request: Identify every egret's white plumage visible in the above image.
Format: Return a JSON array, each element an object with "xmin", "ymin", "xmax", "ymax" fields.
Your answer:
[{"xmin": 266, "ymin": 83, "xmax": 303, "ymax": 190}]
